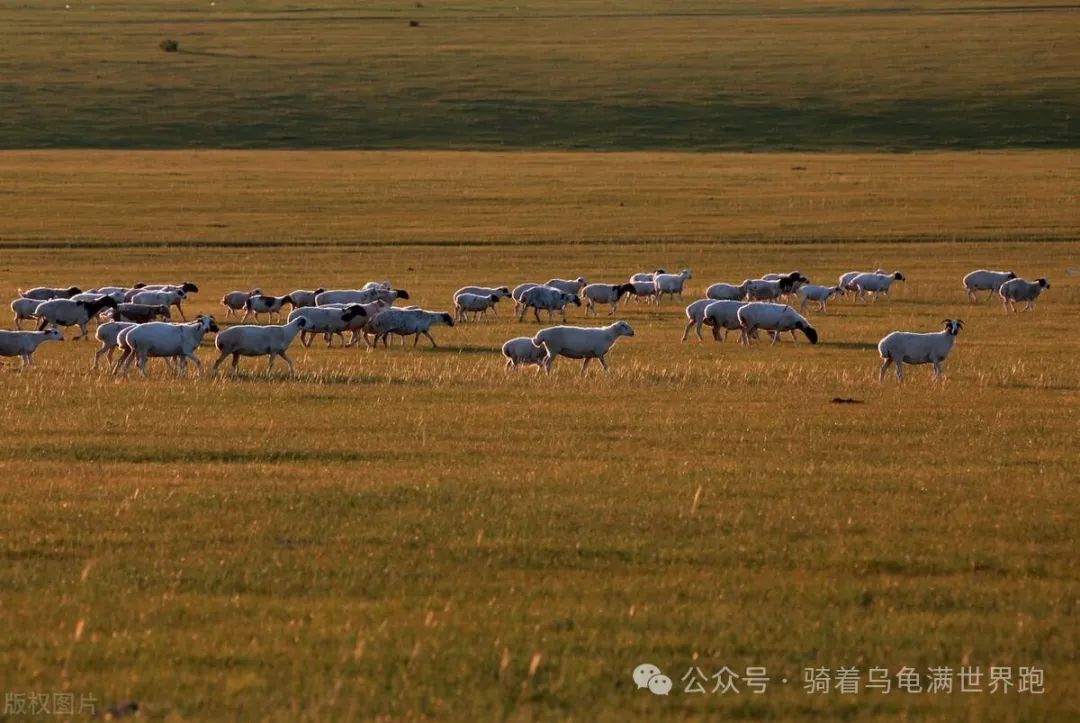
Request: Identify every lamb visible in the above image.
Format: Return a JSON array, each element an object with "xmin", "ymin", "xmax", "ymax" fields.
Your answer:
[
  {"xmin": 654, "ymin": 270, "xmax": 693, "ymax": 302},
  {"xmin": 221, "ymin": 288, "xmax": 262, "ymax": 318},
  {"xmin": 702, "ymin": 300, "xmax": 753, "ymax": 343},
  {"xmin": 705, "ymin": 281, "xmax": 749, "ymax": 301},
  {"xmin": 314, "ymin": 288, "xmax": 410, "ymax": 306},
  {"xmin": 850, "ymin": 271, "xmax": 905, "ymax": 302},
  {"xmin": 582, "ymin": 283, "xmax": 635, "ymax": 316},
  {"xmin": 10, "ymin": 298, "xmax": 42, "ymax": 329},
  {"xmin": 369, "ymin": 308, "xmax": 455, "ymax": 348},
  {"xmin": 286, "ymin": 305, "xmax": 367, "ymax": 347},
  {"xmin": 0, "ymin": 328, "xmax": 63, "ymax": 367},
  {"xmin": 454, "ymin": 285, "xmax": 511, "ymax": 301},
  {"xmin": 737, "ymin": 302, "xmax": 818, "ymax": 345},
  {"xmin": 681, "ymin": 299, "xmax": 717, "ymax": 342},
  {"xmin": 129, "ymin": 289, "xmax": 189, "ymax": 319},
  {"xmin": 532, "ymin": 321, "xmax": 634, "ymax": 373},
  {"xmin": 114, "ymin": 315, "xmax": 220, "ymax": 377},
  {"xmin": 34, "ymin": 296, "xmax": 118, "ymax": 340},
  {"xmin": 453, "ymin": 293, "xmax": 501, "ymax": 322},
  {"xmin": 93, "ymin": 321, "xmax": 135, "ymax": 369},
  {"xmin": 212, "ymin": 316, "xmax": 311, "ymax": 375},
  {"xmin": 999, "ymin": 277, "xmax": 1050, "ymax": 312},
  {"xmin": 878, "ymin": 319, "xmax": 963, "ymax": 382},
  {"xmin": 243, "ymin": 293, "xmax": 294, "ymax": 323},
  {"xmin": 18, "ymin": 286, "xmax": 82, "ymax": 301},
  {"xmin": 111, "ymin": 303, "xmax": 172, "ymax": 324},
  {"xmin": 838, "ymin": 269, "xmax": 887, "ymax": 293},
  {"xmin": 962, "ymin": 270, "xmax": 1017, "ymax": 302},
  {"xmin": 797, "ymin": 284, "xmax": 844, "ymax": 313},
  {"xmin": 287, "ymin": 288, "xmax": 325, "ymax": 309},
  {"xmin": 501, "ymin": 337, "xmax": 551, "ymax": 372},
  {"xmin": 545, "ymin": 277, "xmax": 588, "ymax": 295},
  {"xmin": 518, "ymin": 285, "xmax": 581, "ymax": 323}
]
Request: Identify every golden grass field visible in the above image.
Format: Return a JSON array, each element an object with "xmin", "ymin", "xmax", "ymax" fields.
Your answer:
[{"xmin": 1, "ymin": 151, "xmax": 1078, "ymax": 720}]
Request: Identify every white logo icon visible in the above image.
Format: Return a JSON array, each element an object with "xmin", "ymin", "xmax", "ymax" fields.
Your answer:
[{"xmin": 633, "ymin": 663, "xmax": 671, "ymax": 695}]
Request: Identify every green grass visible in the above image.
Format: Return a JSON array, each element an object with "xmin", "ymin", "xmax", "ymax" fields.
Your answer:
[
  {"xmin": 2, "ymin": 0, "xmax": 1078, "ymax": 150},
  {"xmin": 1, "ymin": 232, "xmax": 1077, "ymax": 720}
]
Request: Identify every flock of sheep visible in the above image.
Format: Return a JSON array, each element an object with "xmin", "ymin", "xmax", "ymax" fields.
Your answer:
[{"xmin": 1, "ymin": 267, "xmax": 1052, "ymax": 381}]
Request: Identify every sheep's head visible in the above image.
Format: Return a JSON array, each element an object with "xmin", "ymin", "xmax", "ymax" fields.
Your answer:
[
  {"xmin": 44, "ymin": 327, "xmax": 63, "ymax": 341},
  {"xmin": 295, "ymin": 317, "xmax": 310, "ymax": 330},
  {"xmin": 176, "ymin": 289, "xmax": 189, "ymax": 299},
  {"xmin": 251, "ymin": 287, "xmax": 263, "ymax": 295},
  {"xmin": 282, "ymin": 295, "xmax": 295, "ymax": 306},
  {"xmin": 1006, "ymin": 271, "xmax": 1017, "ymax": 280},
  {"xmin": 831, "ymin": 286, "xmax": 844, "ymax": 296},
  {"xmin": 681, "ymin": 269, "xmax": 693, "ymax": 279},
  {"xmin": 341, "ymin": 305, "xmax": 367, "ymax": 322},
  {"xmin": 799, "ymin": 322, "xmax": 819, "ymax": 344},
  {"xmin": 941, "ymin": 319, "xmax": 964, "ymax": 336},
  {"xmin": 489, "ymin": 294, "xmax": 500, "ymax": 303},
  {"xmin": 894, "ymin": 272, "xmax": 906, "ymax": 281},
  {"xmin": 315, "ymin": 287, "xmax": 326, "ymax": 295},
  {"xmin": 394, "ymin": 289, "xmax": 411, "ymax": 300},
  {"xmin": 67, "ymin": 286, "xmax": 83, "ymax": 295},
  {"xmin": 1037, "ymin": 278, "xmax": 1050, "ymax": 288},
  {"xmin": 440, "ymin": 312, "xmax": 455, "ymax": 327},
  {"xmin": 614, "ymin": 320, "xmax": 635, "ymax": 337},
  {"xmin": 132, "ymin": 282, "xmax": 147, "ymax": 289},
  {"xmin": 617, "ymin": 283, "xmax": 636, "ymax": 297},
  {"xmin": 568, "ymin": 294, "xmax": 582, "ymax": 307},
  {"xmin": 497, "ymin": 287, "xmax": 511, "ymax": 296},
  {"xmin": 181, "ymin": 282, "xmax": 199, "ymax": 293}
]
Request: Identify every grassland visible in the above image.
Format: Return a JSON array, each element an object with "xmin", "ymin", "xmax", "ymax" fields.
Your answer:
[
  {"xmin": 1, "ymin": 152, "xmax": 1078, "ymax": 720},
  {"xmin": 2, "ymin": 0, "xmax": 1079, "ymax": 150}
]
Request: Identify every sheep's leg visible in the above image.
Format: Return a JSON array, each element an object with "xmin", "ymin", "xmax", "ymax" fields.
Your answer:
[
  {"xmin": 505, "ymin": 358, "xmax": 513, "ymax": 371},
  {"xmin": 518, "ymin": 306, "xmax": 527, "ymax": 322},
  {"xmin": 266, "ymin": 354, "xmax": 275, "ymax": 373},
  {"xmin": 680, "ymin": 319, "xmax": 693, "ymax": 342},
  {"xmin": 561, "ymin": 308, "xmax": 568, "ymax": 322},
  {"xmin": 212, "ymin": 352, "xmax": 229, "ymax": 372},
  {"xmin": 14, "ymin": 315, "xmax": 22, "ymax": 330},
  {"xmin": 789, "ymin": 330, "xmax": 798, "ymax": 342},
  {"xmin": 75, "ymin": 322, "xmax": 88, "ymax": 340},
  {"xmin": 137, "ymin": 353, "xmax": 151, "ymax": 378},
  {"xmin": 423, "ymin": 331, "xmax": 437, "ymax": 347},
  {"xmin": 532, "ymin": 308, "xmax": 541, "ymax": 323},
  {"xmin": 581, "ymin": 357, "xmax": 591, "ymax": 375},
  {"xmin": 113, "ymin": 349, "xmax": 132, "ymax": 375},
  {"xmin": 878, "ymin": 357, "xmax": 892, "ymax": 382},
  {"xmin": 598, "ymin": 355, "xmax": 609, "ymax": 371},
  {"xmin": 37, "ymin": 317, "xmax": 48, "ymax": 331},
  {"xmin": 185, "ymin": 353, "xmax": 202, "ymax": 374},
  {"xmin": 280, "ymin": 352, "xmax": 295, "ymax": 374},
  {"xmin": 894, "ymin": 361, "xmax": 904, "ymax": 382},
  {"xmin": 932, "ymin": 360, "xmax": 943, "ymax": 382},
  {"xmin": 21, "ymin": 352, "xmax": 32, "ymax": 367},
  {"xmin": 177, "ymin": 303, "xmax": 188, "ymax": 321},
  {"xmin": 93, "ymin": 344, "xmax": 109, "ymax": 369}
]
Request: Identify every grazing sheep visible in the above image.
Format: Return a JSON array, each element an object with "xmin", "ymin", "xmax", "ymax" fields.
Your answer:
[
  {"xmin": 702, "ymin": 300, "xmax": 754, "ymax": 343},
  {"xmin": 10, "ymin": 297, "xmax": 42, "ymax": 329},
  {"xmin": 628, "ymin": 279, "xmax": 659, "ymax": 304},
  {"xmin": 0, "ymin": 328, "xmax": 63, "ymax": 367},
  {"xmin": 737, "ymin": 302, "xmax": 818, "ymax": 345},
  {"xmin": 850, "ymin": 271, "xmax": 905, "ymax": 302},
  {"xmin": 114, "ymin": 315, "xmax": 219, "ymax": 377},
  {"xmin": 630, "ymin": 269, "xmax": 665, "ymax": 283},
  {"xmin": 878, "ymin": 319, "xmax": 963, "ymax": 382},
  {"xmin": 681, "ymin": 299, "xmax": 717, "ymax": 342},
  {"xmin": 213, "ymin": 316, "xmax": 311, "ymax": 375},
  {"xmin": 243, "ymin": 293, "xmax": 294, "ymax": 323},
  {"xmin": 838, "ymin": 269, "xmax": 887, "ymax": 293},
  {"xmin": 582, "ymin": 283, "xmax": 635, "ymax": 316},
  {"xmin": 315, "ymin": 287, "xmax": 410, "ymax": 306},
  {"xmin": 18, "ymin": 286, "xmax": 82, "ymax": 301},
  {"xmin": 999, "ymin": 277, "xmax": 1050, "ymax": 312},
  {"xmin": 454, "ymin": 293, "xmax": 501, "ymax": 322},
  {"xmin": 532, "ymin": 321, "xmax": 634, "ymax": 373},
  {"xmin": 798, "ymin": 284, "xmax": 844, "ymax": 313},
  {"xmin": 518, "ymin": 285, "xmax": 581, "ymax": 323},
  {"xmin": 286, "ymin": 288, "xmax": 325, "ymax": 309},
  {"xmin": 501, "ymin": 337, "xmax": 551, "ymax": 372},
  {"xmin": 454, "ymin": 285, "xmax": 512, "ymax": 301},
  {"xmin": 545, "ymin": 277, "xmax": 588, "ymax": 295},
  {"xmin": 654, "ymin": 270, "xmax": 693, "ymax": 302},
  {"xmin": 35, "ymin": 296, "xmax": 118, "ymax": 340},
  {"xmin": 130, "ymin": 289, "xmax": 189, "ymax": 319},
  {"xmin": 111, "ymin": 303, "xmax": 171, "ymax": 324},
  {"xmin": 369, "ymin": 308, "xmax": 455, "ymax": 348},
  {"xmin": 93, "ymin": 321, "xmax": 135, "ymax": 369},
  {"xmin": 287, "ymin": 305, "xmax": 367, "ymax": 347},
  {"xmin": 705, "ymin": 281, "xmax": 749, "ymax": 301},
  {"xmin": 511, "ymin": 283, "xmax": 541, "ymax": 316},
  {"xmin": 963, "ymin": 270, "xmax": 1017, "ymax": 302},
  {"xmin": 221, "ymin": 288, "xmax": 262, "ymax": 318}
]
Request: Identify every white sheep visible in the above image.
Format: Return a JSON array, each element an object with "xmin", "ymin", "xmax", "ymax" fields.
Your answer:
[
  {"xmin": 501, "ymin": 337, "xmax": 551, "ymax": 372},
  {"xmin": 838, "ymin": 269, "xmax": 887, "ymax": 293},
  {"xmin": 582, "ymin": 283, "xmax": 635, "ymax": 316},
  {"xmin": 532, "ymin": 321, "xmax": 634, "ymax": 373},
  {"xmin": 455, "ymin": 285, "xmax": 511, "ymax": 300},
  {"xmin": 318, "ymin": 301, "xmax": 390, "ymax": 347},
  {"xmin": 628, "ymin": 279, "xmax": 659, "ymax": 304},
  {"xmin": 654, "ymin": 270, "xmax": 693, "ymax": 302},
  {"xmin": 315, "ymin": 287, "xmax": 410, "ymax": 306},
  {"xmin": 34, "ymin": 297, "xmax": 118, "ymax": 340},
  {"xmin": 286, "ymin": 288, "xmax": 325, "ymax": 309},
  {"xmin": 93, "ymin": 321, "xmax": 135, "ymax": 369},
  {"xmin": 850, "ymin": 271, "xmax": 905, "ymax": 302},
  {"xmin": 878, "ymin": 319, "xmax": 963, "ymax": 382},
  {"xmin": 221, "ymin": 288, "xmax": 262, "ymax": 318},
  {"xmin": 511, "ymin": 283, "xmax": 541, "ymax": 316},
  {"xmin": 705, "ymin": 282, "xmax": 748, "ymax": 301},
  {"xmin": 681, "ymin": 299, "xmax": 716, "ymax": 342},
  {"xmin": 213, "ymin": 316, "xmax": 311, "ymax": 374},
  {"xmin": 737, "ymin": 302, "xmax": 819, "ymax": 345},
  {"xmin": 0, "ymin": 328, "xmax": 63, "ymax": 367},
  {"xmin": 454, "ymin": 293, "xmax": 501, "ymax": 322},
  {"xmin": 114, "ymin": 315, "xmax": 219, "ymax": 377},
  {"xmin": 18, "ymin": 286, "xmax": 82, "ymax": 301},
  {"xmin": 369, "ymin": 308, "xmax": 455, "ymax": 348},
  {"xmin": 287, "ymin": 305, "xmax": 368, "ymax": 347},
  {"xmin": 999, "ymin": 277, "xmax": 1050, "ymax": 312},
  {"xmin": 518, "ymin": 286, "xmax": 581, "ymax": 322},
  {"xmin": 962, "ymin": 270, "xmax": 1016, "ymax": 302},
  {"xmin": 702, "ymin": 300, "xmax": 753, "ymax": 342},
  {"xmin": 797, "ymin": 284, "xmax": 844, "ymax": 313},
  {"xmin": 130, "ymin": 289, "xmax": 189, "ymax": 319},
  {"xmin": 743, "ymin": 278, "xmax": 793, "ymax": 301},
  {"xmin": 243, "ymin": 293, "xmax": 294, "ymax": 323},
  {"xmin": 545, "ymin": 277, "xmax": 588, "ymax": 295},
  {"xmin": 10, "ymin": 298, "xmax": 42, "ymax": 329}
]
